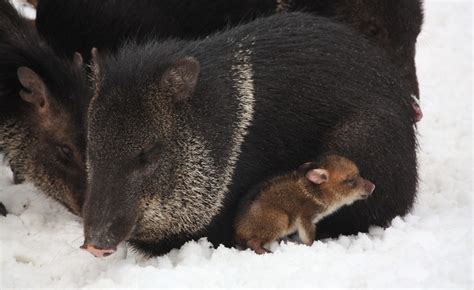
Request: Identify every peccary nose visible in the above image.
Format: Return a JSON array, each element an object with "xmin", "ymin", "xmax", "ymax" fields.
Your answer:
[
  {"xmin": 365, "ymin": 180, "xmax": 375, "ymax": 195},
  {"xmin": 81, "ymin": 243, "xmax": 116, "ymax": 257},
  {"xmin": 412, "ymin": 102, "xmax": 423, "ymax": 122}
]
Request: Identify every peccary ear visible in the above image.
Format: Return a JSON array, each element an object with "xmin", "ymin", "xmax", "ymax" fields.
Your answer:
[
  {"xmin": 160, "ymin": 57, "xmax": 200, "ymax": 103},
  {"xmin": 298, "ymin": 162, "xmax": 317, "ymax": 174},
  {"xmin": 73, "ymin": 52, "xmax": 83, "ymax": 67},
  {"xmin": 306, "ymin": 169, "xmax": 329, "ymax": 185},
  {"xmin": 17, "ymin": 67, "xmax": 51, "ymax": 114}
]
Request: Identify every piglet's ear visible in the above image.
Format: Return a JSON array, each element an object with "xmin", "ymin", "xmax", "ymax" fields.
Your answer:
[
  {"xmin": 17, "ymin": 66, "xmax": 50, "ymax": 113},
  {"xmin": 160, "ymin": 57, "xmax": 200, "ymax": 103},
  {"xmin": 306, "ymin": 169, "xmax": 329, "ymax": 185}
]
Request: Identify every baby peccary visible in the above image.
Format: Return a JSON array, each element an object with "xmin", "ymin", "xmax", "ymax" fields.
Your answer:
[{"xmin": 235, "ymin": 155, "xmax": 375, "ymax": 254}]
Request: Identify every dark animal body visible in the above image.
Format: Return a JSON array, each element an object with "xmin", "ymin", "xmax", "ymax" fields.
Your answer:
[
  {"xmin": 82, "ymin": 13, "xmax": 418, "ymax": 257},
  {"xmin": 36, "ymin": 0, "xmax": 276, "ymax": 61},
  {"xmin": 36, "ymin": 0, "xmax": 423, "ymax": 98},
  {"xmin": 235, "ymin": 155, "xmax": 376, "ymax": 254},
  {"xmin": 291, "ymin": 0, "xmax": 424, "ymax": 99},
  {"xmin": 1, "ymin": 0, "xmax": 422, "ymax": 218},
  {"xmin": 0, "ymin": 0, "xmax": 90, "ymax": 215}
]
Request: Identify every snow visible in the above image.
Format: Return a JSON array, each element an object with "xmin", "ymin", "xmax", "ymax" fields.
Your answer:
[{"xmin": 1, "ymin": 0, "xmax": 472, "ymax": 288}]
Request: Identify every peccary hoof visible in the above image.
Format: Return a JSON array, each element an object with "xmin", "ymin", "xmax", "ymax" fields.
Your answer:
[{"xmin": 0, "ymin": 202, "xmax": 7, "ymax": 216}]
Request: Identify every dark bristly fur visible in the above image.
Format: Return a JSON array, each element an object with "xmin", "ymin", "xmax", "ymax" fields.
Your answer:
[
  {"xmin": 36, "ymin": 0, "xmax": 276, "ymax": 61},
  {"xmin": 234, "ymin": 155, "xmax": 375, "ymax": 254},
  {"xmin": 291, "ymin": 0, "xmax": 424, "ymax": 98},
  {"xmin": 83, "ymin": 13, "xmax": 417, "ymax": 257},
  {"xmin": 0, "ymin": 202, "xmax": 6, "ymax": 216},
  {"xmin": 36, "ymin": 0, "xmax": 423, "ymax": 98},
  {"xmin": 0, "ymin": 0, "xmax": 90, "ymax": 215}
]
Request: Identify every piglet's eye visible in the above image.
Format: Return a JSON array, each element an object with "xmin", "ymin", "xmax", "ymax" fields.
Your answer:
[{"xmin": 346, "ymin": 178, "xmax": 357, "ymax": 187}]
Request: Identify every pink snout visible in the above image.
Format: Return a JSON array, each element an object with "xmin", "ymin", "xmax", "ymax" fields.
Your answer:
[
  {"xmin": 81, "ymin": 244, "xmax": 116, "ymax": 257},
  {"xmin": 364, "ymin": 180, "xmax": 375, "ymax": 195},
  {"xmin": 413, "ymin": 102, "xmax": 423, "ymax": 122}
]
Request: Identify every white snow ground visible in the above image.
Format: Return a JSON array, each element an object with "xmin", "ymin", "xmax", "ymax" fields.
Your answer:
[{"xmin": 0, "ymin": 0, "xmax": 472, "ymax": 288}]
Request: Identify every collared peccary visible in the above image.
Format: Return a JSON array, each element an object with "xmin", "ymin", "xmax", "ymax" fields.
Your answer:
[
  {"xmin": 36, "ymin": 0, "xmax": 424, "ymax": 121},
  {"xmin": 82, "ymin": 12, "xmax": 418, "ymax": 257},
  {"xmin": 0, "ymin": 0, "xmax": 90, "ymax": 215},
  {"xmin": 234, "ymin": 155, "xmax": 375, "ymax": 255},
  {"xmin": 291, "ymin": 0, "xmax": 424, "ymax": 100},
  {"xmin": 36, "ymin": 0, "xmax": 276, "ymax": 61}
]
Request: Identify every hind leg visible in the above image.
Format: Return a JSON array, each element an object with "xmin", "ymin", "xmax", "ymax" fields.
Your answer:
[{"xmin": 247, "ymin": 239, "xmax": 271, "ymax": 254}]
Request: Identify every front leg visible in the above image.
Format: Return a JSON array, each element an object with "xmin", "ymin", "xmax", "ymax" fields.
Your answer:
[
  {"xmin": 297, "ymin": 217, "xmax": 316, "ymax": 246},
  {"xmin": 11, "ymin": 166, "xmax": 25, "ymax": 184}
]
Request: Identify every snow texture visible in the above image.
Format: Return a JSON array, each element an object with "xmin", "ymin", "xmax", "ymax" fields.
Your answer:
[{"xmin": 1, "ymin": 0, "xmax": 472, "ymax": 288}]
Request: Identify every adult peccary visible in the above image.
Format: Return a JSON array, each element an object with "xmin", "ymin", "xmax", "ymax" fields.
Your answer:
[
  {"xmin": 292, "ymin": 0, "xmax": 424, "ymax": 101},
  {"xmin": 82, "ymin": 12, "xmax": 418, "ymax": 257},
  {"xmin": 36, "ymin": 0, "xmax": 276, "ymax": 62},
  {"xmin": 0, "ymin": 0, "xmax": 90, "ymax": 215},
  {"xmin": 36, "ymin": 0, "xmax": 424, "ymax": 105}
]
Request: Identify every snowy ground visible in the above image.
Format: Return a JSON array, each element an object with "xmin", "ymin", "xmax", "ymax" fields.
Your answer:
[{"xmin": 1, "ymin": 0, "xmax": 472, "ymax": 288}]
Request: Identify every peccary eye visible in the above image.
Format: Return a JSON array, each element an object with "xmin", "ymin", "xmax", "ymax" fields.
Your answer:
[
  {"xmin": 138, "ymin": 143, "xmax": 162, "ymax": 165},
  {"xmin": 56, "ymin": 145, "xmax": 73, "ymax": 160},
  {"xmin": 368, "ymin": 25, "xmax": 379, "ymax": 36}
]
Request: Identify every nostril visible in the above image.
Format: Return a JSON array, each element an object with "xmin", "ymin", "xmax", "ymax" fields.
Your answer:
[
  {"xmin": 369, "ymin": 184, "xmax": 375, "ymax": 194},
  {"xmin": 412, "ymin": 102, "xmax": 423, "ymax": 122},
  {"xmin": 81, "ymin": 243, "xmax": 116, "ymax": 257}
]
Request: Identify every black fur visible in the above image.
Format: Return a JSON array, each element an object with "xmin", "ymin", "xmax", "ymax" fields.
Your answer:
[
  {"xmin": 36, "ymin": 0, "xmax": 423, "ymax": 97},
  {"xmin": 0, "ymin": 202, "xmax": 6, "ymax": 216},
  {"xmin": 83, "ymin": 13, "xmax": 418, "ymax": 256},
  {"xmin": 36, "ymin": 0, "xmax": 276, "ymax": 61},
  {"xmin": 290, "ymin": 0, "xmax": 424, "ymax": 97}
]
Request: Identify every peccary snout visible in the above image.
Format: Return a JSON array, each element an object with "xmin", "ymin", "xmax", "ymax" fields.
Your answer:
[
  {"xmin": 362, "ymin": 179, "xmax": 376, "ymax": 198},
  {"xmin": 82, "ymin": 173, "xmax": 141, "ymax": 257},
  {"xmin": 81, "ymin": 243, "xmax": 116, "ymax": 257}
]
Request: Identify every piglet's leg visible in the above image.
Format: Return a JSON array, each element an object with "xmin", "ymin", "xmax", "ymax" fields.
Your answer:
[
  {"xmin": 247, "ymin": 239, "xmax": 271, "ymax": 255},
  {"xmin": 297, "ymin": 218, "xmax": 315, "ymax": 246}
]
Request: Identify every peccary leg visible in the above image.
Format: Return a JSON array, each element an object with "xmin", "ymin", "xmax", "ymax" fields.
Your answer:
[
  {"xmin": 11, "ymin": 166, "xmax": 25, "ymax": 184},
  {"xmin": 297, "ymin": 218, "xmax": 316, "ymax": 246},
  {"xmin": 0, "ymin": 202, "xmax": 7, "ymax": 216},
  {"xmin": 12, "ymin": 171, "xmax": 25, "ymax": 185},
  {"xmin": 247, "ymin": 239, "xmax": 271, "ymax": 254}
]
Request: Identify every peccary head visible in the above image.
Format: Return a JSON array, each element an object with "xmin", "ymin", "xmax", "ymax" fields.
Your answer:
[
  {"xmin": 300, "ymin": 155, "xmax": 375, "ymax": 203},
  {"xmin": 0, "ymin": 56, "xmax": 89, "ymax": 215},
  {"xmin": 83, "ymin": 52, "xmax": 201, "ymax": 256},
  {"xmin": 0, "ymin": 0, "xmax": 90, "ymax": 215},
  {"xmin": 293, "ymin": 0, "xmax": 424, "ymax": 97},
  {"xmin": 338, "ymin": 0, "xmax": 424, "ymax": 98}
]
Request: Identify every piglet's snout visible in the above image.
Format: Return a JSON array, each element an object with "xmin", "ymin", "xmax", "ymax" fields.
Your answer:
[{"xmin": 364, "ymin": 180, "xmax": 375, "ymax": 195}]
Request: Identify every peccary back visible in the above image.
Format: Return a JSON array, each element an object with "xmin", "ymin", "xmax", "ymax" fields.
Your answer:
[
  {"xmin": 83, "ymin": 13, "xmax": 417, "ymax": 256},
  {"xmin": 36, "ymin": 0, "xmax": 276, "ymax": 61},
  {"xmin": 36, "ymin": 0, "xmax": 423, "ymax": 98}
]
